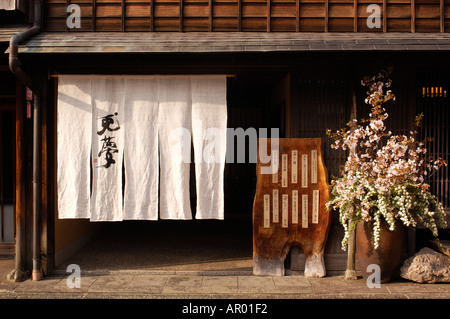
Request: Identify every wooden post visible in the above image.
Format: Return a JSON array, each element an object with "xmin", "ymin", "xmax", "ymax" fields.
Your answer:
[
  {"xmin": 344, "ymin": 85, "xmax": 358, "ymax": 280},
  {"xmin": 7, "ymin": 81, "xmax": 27, "ymax": 282}
]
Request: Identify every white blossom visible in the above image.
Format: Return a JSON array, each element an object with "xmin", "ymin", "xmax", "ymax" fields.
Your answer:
[{"xmin": 326, "ymin": 72, "xmax": 447, "ymax": 251}]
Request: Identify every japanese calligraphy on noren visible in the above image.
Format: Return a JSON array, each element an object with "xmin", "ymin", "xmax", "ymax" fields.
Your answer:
[
  {"xmin": 97, "ymin": 112, "xmax": 121, "ymax": 168},
  {"xmin": 97, "ymin": 112, "xmax": 121, "ymax": 135},
  {"xmin": 98, "ymin": 136, "xmax": 118, "ymax": 168}
]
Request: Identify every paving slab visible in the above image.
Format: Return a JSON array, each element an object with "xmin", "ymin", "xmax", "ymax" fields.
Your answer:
[
  {"xmin": 1, "ymin": 262, "xmax": 449, "ymax": 300},
  {"xmin": 88, "ymin": 275, "xmax": 134, "ymax": 293},
  {"xmin": 125, "ymin": 275, "xmax": 168, "ymax": 294},
  {"xmin": 162, "ymin": 276, "xmax": 204, "ymax": 294}
]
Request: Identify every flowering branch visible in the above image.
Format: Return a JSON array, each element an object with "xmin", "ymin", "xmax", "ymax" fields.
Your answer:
[{"xmin": 326, "ymin": 70, "xmax": 447, "ymax": 250}]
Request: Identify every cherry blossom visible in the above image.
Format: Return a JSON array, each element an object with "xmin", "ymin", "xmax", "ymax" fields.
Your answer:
[{"xmin": 326, "ymin": 70, "xmax": 447, "ymax": 250}]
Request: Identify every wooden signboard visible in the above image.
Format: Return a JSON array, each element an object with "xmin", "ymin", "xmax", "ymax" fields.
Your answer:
[{"xmin": 253, "ymin": 138, "xmax": 331, "ymax": 277}]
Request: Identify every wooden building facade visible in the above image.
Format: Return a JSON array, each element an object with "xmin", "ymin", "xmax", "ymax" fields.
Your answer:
[
  {"xmin": 44, "ymin": 0, "xmax": 450, "ymax": 33},
  {"xmin": 1, "ymin": 0, "xmax": 449, "ymax": 280}
]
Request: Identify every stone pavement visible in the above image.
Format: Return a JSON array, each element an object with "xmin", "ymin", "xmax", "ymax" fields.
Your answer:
[{"xmin": 1, "ymin": 258, "xmax": 449, "ymax": 300}]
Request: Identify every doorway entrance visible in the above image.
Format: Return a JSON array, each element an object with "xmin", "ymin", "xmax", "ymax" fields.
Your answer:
[{"xmin": 54, "ymin": 70, "xmax": 290, "ymax": 272}]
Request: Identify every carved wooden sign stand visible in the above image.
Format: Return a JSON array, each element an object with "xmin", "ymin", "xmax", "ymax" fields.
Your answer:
[{"xmin": 253, "ymin": 138, "xmax": 331, "ymax": 277}]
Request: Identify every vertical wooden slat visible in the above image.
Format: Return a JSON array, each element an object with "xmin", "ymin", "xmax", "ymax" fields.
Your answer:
[
  {"xmin": 353, "ymin": 0, "xmax": 357, "ymax": 32},
  {"xmin": 150, "ymin": 0, "xmax": 154, "ymax": 32},
  {"xmin": 122, "ymin": 0, "xmax": 126, "ymax": 31},
  {"xmin": 180, "ymin": 0, "xmax": 184, "ymax": 32},
  {"xmin": 383, "ymin": 0, "xmax": 387, "ymax": 32},
  {"xmin": 209, "ymin": 0, "xmax": 213, "ymax": 32},
  {"xmin": 325, "ymin": 0, "xmax": 329, "ymax": 32},
  {"xmin": 440, "ymin": 0, "xmax": 445, "ymax": 33},
  {"xmin": 411, "ymin": 0, "xmax": 415, "ymax": 33},
  {"xmin": 432, "ymin": 89, "xmax": 437, "ymax": 201},
  {"xmin": 445, "ymin": 94, "xmax": 449, "ymax": 208},
  {"xmin": 238, "ymin": 0, "xmax": 242, "ymax": 31},
  {"xmin": 92, "ymin": 0, "xmax": 96, "ymax": 31},
  {"xmin": 438, "ymin": 93, "xmax": 443, "ymax": 203},
  {"xmin": 296, "ymin": 0, "xmax": 300, "ymax": 32},
  {"xmin": 66, "ymin": 0, "xmax": 70, "ymax": 32}
]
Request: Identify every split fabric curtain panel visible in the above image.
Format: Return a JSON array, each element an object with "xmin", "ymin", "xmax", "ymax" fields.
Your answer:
[{"xmin": 57, "ymin": 75, "xmax": 227, "ymax": 221}]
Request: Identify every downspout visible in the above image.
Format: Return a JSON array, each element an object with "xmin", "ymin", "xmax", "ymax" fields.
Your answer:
[{"xmin": 9, "ymin": 0, "xmax": 43, "ymax": 281}]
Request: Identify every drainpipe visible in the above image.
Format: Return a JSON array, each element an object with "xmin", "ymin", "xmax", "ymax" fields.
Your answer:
[{"xmin": 9, "ymin": 0, "xmax": 43, "ymax": 281}]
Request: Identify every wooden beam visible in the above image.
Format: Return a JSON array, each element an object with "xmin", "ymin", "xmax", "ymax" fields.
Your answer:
[
  {"xmin": 383, "ymin": 0, "xmax": 387, "ymax": 32},
  {"xmin": 325, "ymin": 0, "xmax": 329, "ymax": 32},
  {"xmin": 353, "ymin": 0, "xmax": 357, "ymax": 32},
  {"xmin": 267, "ymin": 0, "xmax": 271, "ymax": 32},
  {"xmin": 441, "ymin": 0, "xmax": 445, "ymax": 33},
  {"xmin": 296, "ymin": 0, "xmax": 300, "ymax": 32},
  {"xmin": 411, "ymin": 0, "xmax": 415, "ymax": 33}
]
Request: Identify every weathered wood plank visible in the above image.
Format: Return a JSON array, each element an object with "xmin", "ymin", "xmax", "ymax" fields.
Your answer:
[
  {"xmin": 42, "ymin": 0, "xmax": 450, "ymax": 32},
  {"xmin": 253, "ymin": 138, "xmax": 331, "ymax": 277}
]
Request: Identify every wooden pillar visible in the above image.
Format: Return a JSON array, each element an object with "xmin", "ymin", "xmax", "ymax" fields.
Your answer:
[{"xmin": 7, "ymin": 81, "xmax": 27, "ymax": 282}]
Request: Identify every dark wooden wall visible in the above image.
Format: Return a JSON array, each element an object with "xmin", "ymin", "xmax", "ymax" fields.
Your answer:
[
  {"xmin": 417, "ymin": 71, "xmax": 450, "ymax": 210},
  {"xmin": 44, "ymin": 0, "xmax": 450, "ymax": 32}
]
